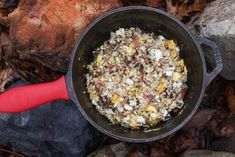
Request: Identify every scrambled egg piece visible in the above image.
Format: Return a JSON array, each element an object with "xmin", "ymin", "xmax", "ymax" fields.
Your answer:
[
  {"xmin": 167, "ymin": 40, "xmax": 176, "ymax": 50},
  {"xmin": 178, "ymin": 59, "xmax": 185, "ymax": 68},
  {"xmin": 184, "ymin": 66, "xmax": 188, "ymax": 75},
  {"xmin": 146, "ymin": 105, "xmax": 157, "ymax": 113},
  {"xmin": 90, "ymin": 93, "xmax": 99, "ymax": 102},
  {"xmin": 157, "ymin": 79, "xmax": 166, "ymax": 94},
  {"xmin": 112, "ymin": 94, "xmax": 121, "ymax": 104},
  {"xmin": 87, "ymin": 65, "xmax": 93, "ymax": 72},
  {"xmin": 129, "ymin": 114, "xmax": 138, "ymax": 128},
  {"xmin": 171, "ymin": 50, "xmax": 177, "ymax": 59},
  {"xmin": 96, "ymin": 54, "xmax": 103, "ymax": 66},
  {"xmin": 110, "ymin": 57, "xmax": 115, "ymax": 64},
  {"xmin": 139, "ymin": 36, "xmax": 148, "ymax": 43},
  {"xmin": 173, "ymin": 72, "xmax": 181, "ymax": 80}
]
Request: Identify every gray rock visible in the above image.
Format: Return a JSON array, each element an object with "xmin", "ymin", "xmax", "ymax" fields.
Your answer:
[
  {"xmin": 180, "ymin": 149, "xmax": 235, "ymax": 157},
  {"xmin": 188, "ymin": 0, "xmax": 235, "ymax": 80},
  {"xmin": 0, "ymin": 80, "xmax": 104, "ymax": 157}
]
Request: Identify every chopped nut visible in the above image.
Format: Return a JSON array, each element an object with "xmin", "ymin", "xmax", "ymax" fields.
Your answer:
[
  {"xmin": 124, "ymin": 104, "xmax": 133, "ymax": 111},
  {"xmin": 125, "ymin": 78, "xmax": 134, "ymax": 85}
]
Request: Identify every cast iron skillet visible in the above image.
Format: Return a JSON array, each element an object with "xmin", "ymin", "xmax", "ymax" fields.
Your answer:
[{"xmin": 0, "ymin": 6, "xmax": 222, "ymax": 142}]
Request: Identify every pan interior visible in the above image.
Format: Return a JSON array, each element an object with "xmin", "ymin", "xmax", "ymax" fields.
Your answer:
[{"xmin": 71, "ymin": 7, "xmax": 204, "ymax": 141}]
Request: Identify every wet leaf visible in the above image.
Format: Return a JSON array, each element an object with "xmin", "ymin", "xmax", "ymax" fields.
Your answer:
[
  {"xmin": 0, "ymin": 9, "xmax": 10, "ymax": 27},
  {"xmin": 226, "ymin": 84, "xmax": 235, "ymax": 113},
  {"xmin": 214, "ymin": 117, "xmax": 235, "ymax": 137},
  {"xmin": 0, "ymin": 65, "xmax": 13, "ymax": 92},
  {"xmin": 183, "ymin": 107, "xmax": 216, "ymax": 129},
  {"xmin": 149, "ymin": 143, "xmax": 170, "ymax": 157},
  {"xmin": 0, "ymin": 0, "xmax": 19, "ymax": 9},
  {"xmin": 169, "ymin": 130, "xmax": 200, "ymax": 154},
  {"xmin": 166, "ymin": 0, "xmax": 207, "ymax": 20}
]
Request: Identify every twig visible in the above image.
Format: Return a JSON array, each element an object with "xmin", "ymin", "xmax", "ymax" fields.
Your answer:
[
  {"xmin": 0, "ymin": 147, "xmax": 26, "ymax": 157},
  {"xmin": 32, "ymin": 121, "xmax": 50, "ymax": 156}
]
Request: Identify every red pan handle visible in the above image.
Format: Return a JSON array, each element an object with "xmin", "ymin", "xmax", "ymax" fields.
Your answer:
[{"xmin": 0, "ymin": 76, "xmax": 69, "ymax": 113}]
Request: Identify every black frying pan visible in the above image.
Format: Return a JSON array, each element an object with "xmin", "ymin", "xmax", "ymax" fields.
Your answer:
[{"xmin": 0, "ymin": 6, "xmax": 222, "ymax": 142}]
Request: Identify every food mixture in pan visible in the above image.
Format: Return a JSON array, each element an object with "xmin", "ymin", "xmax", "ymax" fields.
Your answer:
[{"xmin": 86, "ymin": 27, "xmax": 188, "ymax": 129}]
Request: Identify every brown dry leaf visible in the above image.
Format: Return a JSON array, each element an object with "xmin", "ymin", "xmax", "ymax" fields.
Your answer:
[
  {"xmin": 214, "ymin": 117, "xmax": 235, "ymax": 137},
  {"xmin": 166, "ymin": 0, "xmax": 207, "ymax": 20},
  {"xmin": 169, "ymin": 130, "xmax": 200, "ymax": 154},
  {"xmin": 146, "ymin": 0, "xmax": 163, "ymax": 7},
  {"xmin": 226, "ymin": 84, "xmax": 235, "ymax": 113},
  {"xmin": 0, "ymin": 0, "xmax": 19, "ymax": 9},
  {"xmin": 183, "ymin": 107, "xmax": 216, "ymax": 129},
  {"xmin": 150, "ymin": 142, "xmax": 170, "ymax": 157},
  {"xmin": 0, "ymin": 9, "xmax": 10, "ymax": 27},
  {"xmin": 0, "ymin": 65, "xmax": 13, "ymax": 92}
]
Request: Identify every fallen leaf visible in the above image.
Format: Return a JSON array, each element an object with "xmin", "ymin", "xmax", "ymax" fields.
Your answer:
[
  {"xmin": 183, "ymin": 107, "xmax": 216, "ymax": 129},
  {"xmin": 150, "ymin": 143, "xmax": 170, "ymax": 157},
  {"xmin": 0, "ymin": 0, "xmax": 19, "ymax": 9},
  {"xmin": 169, "ymin": 130, "xmax": 200, "ymax": 154},
  {"xmin": 0, "ymin": 9, "xmax": 10, "ymax": 27},
  {"xmin": 226, "ymin": 84, "xmax": 235, "ymax": 113},
  {"xmin": 166, "ymin": 0, "xmax": 207, "ymax": 20},
  {"xmin": 0, "ymin": 65, "xmax": 13, "ymax": 92},
  {"xmin": 146, "ymin": 0, "xmax": 163, "ymax": 7},
  {"xmin": 126, "ymin": 150, "xmax": 146, "ymax": 157},
  {"xmin": 214, "ymin": 117, "xmax": 235, "ymax": 137}
]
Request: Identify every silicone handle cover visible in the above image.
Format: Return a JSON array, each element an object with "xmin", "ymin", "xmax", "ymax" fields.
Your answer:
[{"xmin": 0, "ymin": 76, "xmax": 69, "ymax": 113}]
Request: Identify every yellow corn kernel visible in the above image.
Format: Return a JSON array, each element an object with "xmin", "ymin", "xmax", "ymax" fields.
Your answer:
[
  {"xmin": 171, "ymin": 50, "xmax": 177, "ymax": 59},
  {"xmin": 167, "ymin": 40, "xmax": 176, "ymax": 50},
  {"xmin": 129, "ymin": 114, "xmax": 138, "ymax": 128},
  {"xmin": 110, "ymin": 57, "xmax": 115, "ymax": 64},
  {"xmin": 184, "ymin": 66, "xmax": 188, "ymax": 74},
  {"xmin": 131, "ymin": 91, "xmax": 137, "ymax": 97},
  {"xmin": 112, "ymin": 94, "xmax": 121, "ymax": 104},
  {"xmin": 90, "ymin": 93, "xmax": 99, "ymax": 101},
  {"xmin": 131, "ymin": 49, "xmax": 137, "ymax": 55},
  {"xmin": 178, "ymin": 59, "xmax": 184, "ymax": 68},
  {"xmin": 139, "ymin": 36, "xmax": 147, "ymax": 43},
  {"xmin": 96, "ymin": 54, "xmax": 102, "ymax": 66},
  {"xmin": 115, "ymin": 115, "xmax": 121, "ymax": 122},
  {"xmin": 129, "ymin": 43, "xmax": 134, "ymax": 48},
  {"xmin": 87, "ymin": 65, "xmax": 93, "ymax": 72},
  {"xmin": 173, "ymin": 72, "xmax": 181, "ymax": 80},
  {"xmin": 158, "ymin": 81, "xmax": 165, "ymax": 94},
  {"xmin": 141, "ymin": 88, "xmax": 147, "ymax": 93},
  {"xmin": 146, "ymin": 105, "xmax": 157, "ymax": 113},
  {"xmin": 150, "ymin": 119, "xmax": 158, "ymax": 126}
]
